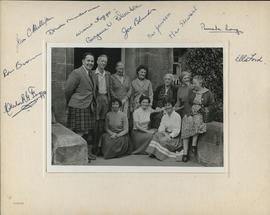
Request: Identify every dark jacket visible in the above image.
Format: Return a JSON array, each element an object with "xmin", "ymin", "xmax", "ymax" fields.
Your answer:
[{"xmin": 152, "ymin": 85, "xmax": 178, "ymax": 108}]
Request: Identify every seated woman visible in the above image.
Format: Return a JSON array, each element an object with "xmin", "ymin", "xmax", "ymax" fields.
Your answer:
[
  {"xmin": 181, "ymin": 75, "xmax": 215, "ymax": 162},
  {"xmin": 146, "ymin": 98, "xmax": 183, "ymax": 161},
  {"xmin": 100, "ymin": 98, "xmax": 131, "ymax": 159},
  {"xmin": 151, "ymin": 73, "xmax": 178, "ymax": 129},
  {"xmin": 131, "ymin": 95, "xmax": 157, "ymax": 154}
]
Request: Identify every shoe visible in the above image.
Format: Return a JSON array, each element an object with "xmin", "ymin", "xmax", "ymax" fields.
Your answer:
[
  {"xmin": 182, "ymin": 155, "xmax": 189, "ymax": 162},
  {"xmin": 191, "ymin": 146, "xmax": 197, "ymax": 154},
  {"xmin": 88, "ymin": 153, "xmax": 96, "ymax": 160}
]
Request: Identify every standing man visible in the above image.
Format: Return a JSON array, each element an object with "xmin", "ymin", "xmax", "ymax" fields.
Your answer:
[
  {"xmin": 110, "ymin": 61, "xmax": 132, "ymax": 116},
  {"xmin": 92, "ymin": 54, "xmax": 111, "ymax": 154},
  {"xmin": 65, "ymin": 52, "xmax": 96, "ymax": 161}
]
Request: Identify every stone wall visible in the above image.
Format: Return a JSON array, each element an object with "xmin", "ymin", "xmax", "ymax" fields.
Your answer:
[{"xmin": 51, "ymin": 48, "xmax": 74, "ymax": 125}]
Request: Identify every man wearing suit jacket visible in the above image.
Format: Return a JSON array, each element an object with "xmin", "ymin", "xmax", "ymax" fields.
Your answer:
[
  {"xmin": 92, "ymin": 54, "xmax": 111, "ymax": 153},
  {"xmin": 65, "ymin": 52, "xmax": 96, "ymax": 160}
]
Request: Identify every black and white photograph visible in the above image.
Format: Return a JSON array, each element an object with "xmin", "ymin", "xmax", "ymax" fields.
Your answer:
[{"xmin": 47, "ymin": 44, "xmax": 226, "ymax": 172}]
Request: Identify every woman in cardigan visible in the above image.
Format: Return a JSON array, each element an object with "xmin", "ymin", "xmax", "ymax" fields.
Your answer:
[
  {"xmin": 151, "ymin": 73, "xmax": 178, "ymax": 129},
  {"xmin": 145, "ymin": 98, "xmax": 183, "ymax": 161},
  {"xmin": 131, "ymin": 95, "xmax": 158, "ymax": 154},
  {"xmin": 181, "ymin": 75, "xmax": 215, "ymax": 162},
  {"xmin": 130, "ymin": 65, "xmax": 153, "ymax": 112},
  {"xmin": 110, "ymin": 61, "xmax": 132, "ymax": 117},
  {"xmin": 100, "ymin": 98, "xmax": 131, "ymax": 159}
]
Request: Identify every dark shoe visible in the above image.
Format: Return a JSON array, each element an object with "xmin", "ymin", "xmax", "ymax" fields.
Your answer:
[
  {"xmin": 191, "ymin": 146, "xmax": 197, "ymax": 154},
  {"xmin": 182, "ymin": 155, "xmax": 189, "ymax": 162},
  {"xmin": 88, "ymin": 153, "xmax": 96, "ymax": 160}
]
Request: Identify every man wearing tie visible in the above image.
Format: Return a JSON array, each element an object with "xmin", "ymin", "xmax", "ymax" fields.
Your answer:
[
  {"xmin": 92, "ymin": 54, "xmax": 111, "ymax": 153},
  {"xmin": 65, "ymin": 52, "xmax": 96, "ymax": 160}
]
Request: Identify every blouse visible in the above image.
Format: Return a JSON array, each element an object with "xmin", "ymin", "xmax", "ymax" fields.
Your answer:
[
  {"xmin": 133, "ymin": 107, "xmax": 153, "ymax": 130},
  {"xmin": 158, "ymin": 111, "xmax": 181, "ymax": 138},
  {"xmin": 131, "ymin": 78, "xmax": 153, "ymax": 105},
  {"xmin": 106, "ymin": 111, "xmax": 128, "ymax": 133}
]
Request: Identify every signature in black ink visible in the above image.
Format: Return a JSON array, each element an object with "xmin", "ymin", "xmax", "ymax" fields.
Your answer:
[
  {"xmin": 113, "ymin": 4, "xmax": 143, "ymax": 21},
  {"xmin": 16, "ymin": 17, "xmax": 54, "ymax": 51},
  {"xmin": 200, "ymin": 23, "xmax": 244, "ymax": 35},
  {"xmin": 121, "ymin": 8, "xmax": 157, "ymax": 40},
  {"xmin": 168, "ymin": 6, "xmax": 197, "ymax": 39},
  {"xmin": 3, "ymin": 86, "xmax": 46, "ymax": 118},
  {"xmin": 147, "ymin": 12, "xmax": 171, "ymax": 39},
  {"xmin": 2, "ymin": 53, "xmax": 42, "ymax": 78},
  {"xmin": 235, "ymin": 53, "xmax": 263, "ymax": 62},
  {"xmin": 46, "ymin": 5, "xmax": 100, "ymax": 36}
]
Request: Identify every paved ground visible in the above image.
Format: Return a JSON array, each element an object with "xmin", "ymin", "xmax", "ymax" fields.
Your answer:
[{"xmin": 89, "ymin": 154, "xmax": 202, "ymax": 167}]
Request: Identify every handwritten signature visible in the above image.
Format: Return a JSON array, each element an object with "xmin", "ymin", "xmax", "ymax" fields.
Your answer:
[
  {"xmin": 235, "ymin": 53, "xmax": 263, "ymax": 62},
  {"xmin": 168, "ymin": 6, "xmax": 198, "ymax": 39},
  {"xmin": 121, "ymin": 8, "xmax": 157, "ymax": 40},
  {"xmin": 3, "ymin": 86, "xmax": 46, "ymax": 118},
  {"xmin": 147, "ymin": 12, "xmax": 171, "ymax": 39},
  {"xmin": 2, "ymin": 53, "xmax": 42, "ymax": 78},
  {"xmin": 200, "ymin": 23, "xmax": 244, "ymax": 35},
  {"xmin": 16, "ymin": 17, "xmax": 54, "ymax": 52}
]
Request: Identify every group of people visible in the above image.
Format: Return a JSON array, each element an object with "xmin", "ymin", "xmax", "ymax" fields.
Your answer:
[{"xmin": 64, "ymin": 52, "xmax": 215, "ymax": 163}]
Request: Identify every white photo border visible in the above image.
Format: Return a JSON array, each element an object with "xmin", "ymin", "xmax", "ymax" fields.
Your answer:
[{"xmin": 46, "ymin": 42, "xmax": 229, "ymax": 173}]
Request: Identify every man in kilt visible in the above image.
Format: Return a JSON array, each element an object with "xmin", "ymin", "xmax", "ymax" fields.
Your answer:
[{"xmin": 65, "ymin": 52, "xmax": 97, "ymax": 161}]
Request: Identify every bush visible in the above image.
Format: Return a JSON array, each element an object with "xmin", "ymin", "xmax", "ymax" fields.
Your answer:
[{"xmin": 183, "ymin": 48, "xmax": 223, "ymax": 122}]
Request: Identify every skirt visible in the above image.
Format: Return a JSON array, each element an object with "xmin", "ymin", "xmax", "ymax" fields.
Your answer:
[
  {"xmin": 145, "ymin": 132, "xmax": 183, "ymax": 161},
  {"xmin": 181, "ymin": 114, "xmax": 207, "ymax": 139},
  {"xmin": 101, "ymin": 133, "xmax": 131, "ymax": 159},
  {"xmin": 131, "ymin": 130, "xmax": 155, "ymax": 155},
  {"xmin": 67, "ymin": 106, "xmax": 95, "ymax": 133}
]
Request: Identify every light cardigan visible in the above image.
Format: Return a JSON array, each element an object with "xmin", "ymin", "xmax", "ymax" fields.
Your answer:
[{"xmin": 158, "ymin": 111, "xmax": 181, "ymax": 138}]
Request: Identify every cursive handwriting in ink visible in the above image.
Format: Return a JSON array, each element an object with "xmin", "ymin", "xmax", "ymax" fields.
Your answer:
[
  {"xmin": 121, "ymin": 8, "xmax": 157, "ymax": 40},
  {"xmin": 2, "ymin": 53, "xmax": 42, "ymax": 78},
  {"xmin": 200, "ymin": 23, "xmax": 244, "ymax": 35},
  {"xmin": 3, "ymin": 86, "xmax": 47, "ymax": 118},
  {"xmin": 85, "ymin": 26, "xmax": 110, "ymax": 43},
  {"xmin": 113, "ymin": 4, "xmax": 143, "ymax": 22},
  {"xmin": 235, "ymin": 53, "xmax": 263, "ymax": 62},
  {"xmin": 147, "ymin": 12, "xmax": 171, "ymax": 39},
  {"xmin": 47, "ymin": 5, "xmax": 100, "ymax": 36},
  {"xmin": 27, "ymin": 17, "xmax": 54, "ymax": 38},
  {"xmin": 168, "ymin": 6, "xmax": 198, "ymax": 39},
  {"xmin": 46, "ymin": 23, "xmax": 66, "ymax": 35},
  {"xmin": 16, "ymin": 34, "xmax": 26, "ymax": 53}
]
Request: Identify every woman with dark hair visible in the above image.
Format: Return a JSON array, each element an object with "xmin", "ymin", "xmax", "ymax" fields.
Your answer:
[
  {"xmin": 131, "ymin": 95, "xmax": 158, "ymax": 154},
  {"xmin": 180, "ymin": 75, "xmax": 215, "ymax": 162},
  {"xmin": 100, "ymin": 98, "xmax": 131, "ymax": 159},
  {"xmin": 131, "ymin": 65, "xmax": 153, "ymax": 111},
  {"xmin": 145, "ymin": 98, "xmax": 183, "ymax": 161},
  {"xmin": 151, "ymin": 73, "xmax": 178, "ymax": 128}
]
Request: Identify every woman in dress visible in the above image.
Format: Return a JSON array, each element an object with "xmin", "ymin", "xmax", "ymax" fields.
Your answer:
[
  {"xmin": 151, "ymin": 73, "xmax": 178, "ymax": 128},
  {"xmin": 180, "ymin": 75, "xmax": 215, "ymax": 162},
  {"xmin": 145, "ymin": 98, "xmax": 183, "ymax": 161},
  {"xmin": 131, "ymin": 65, "xmax": 153, "ymax": 112},
  {"xmin": 131, "ymin": 95, "xmax": 158, "ymax": 154},
  {"xmin": 100, "ymin": 98, "xmax": 131, "ymax": 159}
]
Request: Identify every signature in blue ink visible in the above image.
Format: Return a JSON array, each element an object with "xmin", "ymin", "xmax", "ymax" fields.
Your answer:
[
  {"xmin": 85, "ymin": 22, "xmax": 113, "ymax": 43},
  {"xmin": 2, "ymin": 53, "xmax": 42, "ymax": 78},
  {"xmin": 16, "ymin": 17, "xmax": 54, "ymax": 52},
  {"xmin": 3, "ymin": 86, "xmax": 47, "ymax": 118},
  {"xmin": 76, "ymin": 10, "xmax": 112, "ymax": 37},
  {"xmin": 200, "ymin": 23, "xmax": 244, "ymax": 35},
  {"xmin": 168, "ymin": 6, "xmax": 198, "ymax": 39},
  {"xmin": 121, "ymin": 8, "xmax": 157, "ymax": 40},
  {"xmin": 113, "ymin": 4, "xmax": 143, "ymax": 22},
  {"xmin": 235, "ymin": 53, "xmax": 263, "ymax": 62},
  {"xmin": 147, "ymin": 12, "xmax": 171, "ymax": 39},
  {"xmin": 47, "ymin": 5, "xmax": 100, "ymax": 36}
]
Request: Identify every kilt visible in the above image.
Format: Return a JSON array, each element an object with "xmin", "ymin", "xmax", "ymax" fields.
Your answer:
[{"xmin": 67, "ymin": 106, "xmax": 95, "ymax": 133}]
